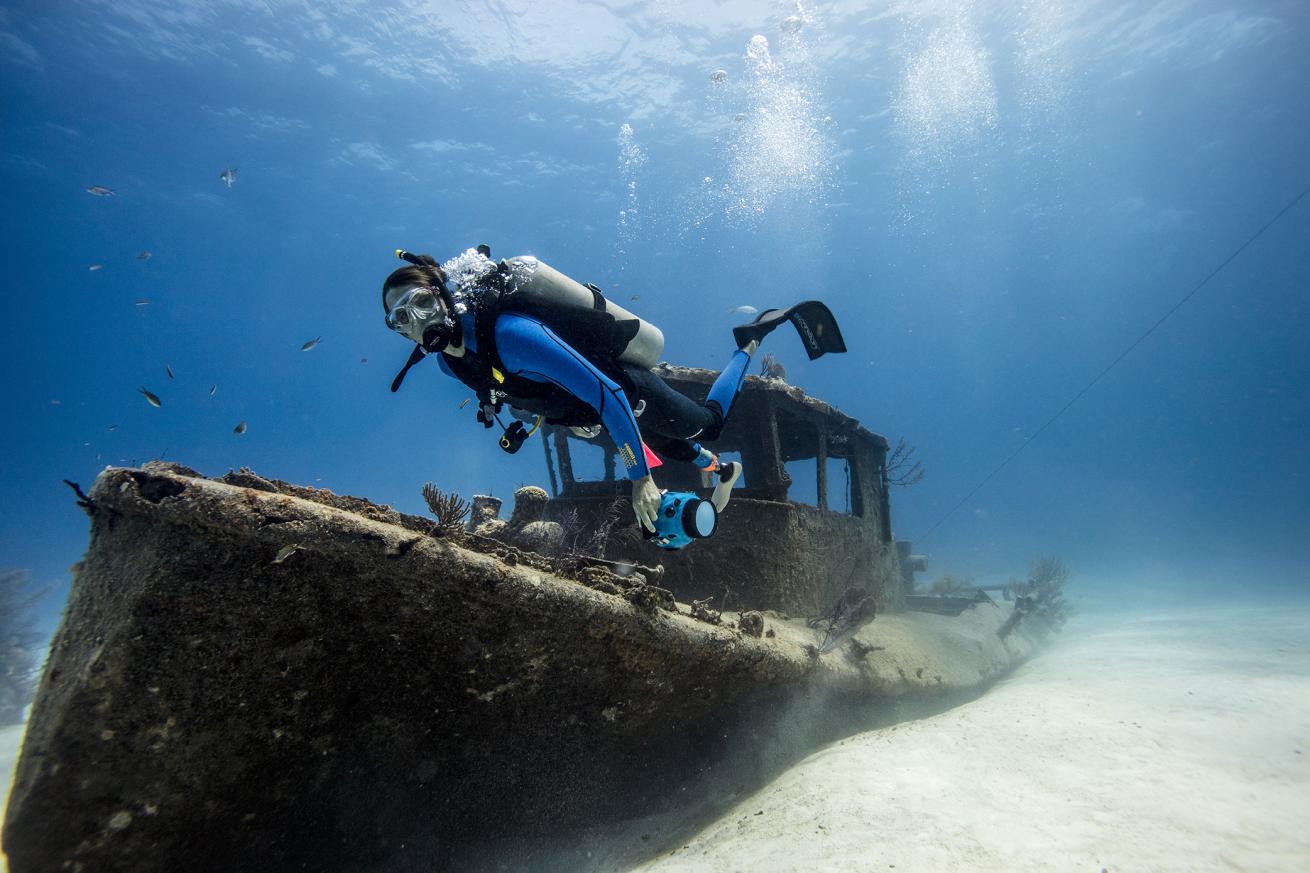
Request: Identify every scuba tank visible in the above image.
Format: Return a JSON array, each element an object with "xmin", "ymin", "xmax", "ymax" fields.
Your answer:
[{"xmin": 500, "ymin": 256, "xmax": 664, "ymax": 369}]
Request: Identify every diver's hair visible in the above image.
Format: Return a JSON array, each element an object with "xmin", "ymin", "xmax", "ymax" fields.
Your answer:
[{"xmin": 382, "ymin": 262, "xmax": 447, "ymax": 309}]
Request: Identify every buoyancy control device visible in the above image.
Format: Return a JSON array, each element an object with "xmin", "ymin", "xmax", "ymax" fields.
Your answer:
[{"xmin": 390, "ymin": 245, "xmax": 664, "ymax": 453}]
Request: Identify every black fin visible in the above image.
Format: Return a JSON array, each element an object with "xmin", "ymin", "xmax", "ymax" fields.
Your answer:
[
  {"xmin": 733, "ymin": 300, "xmax": 846, "ymax": 359},
  {"xmin": 787, "ymin": 300, "xmax": 846, "ymax": 359}
]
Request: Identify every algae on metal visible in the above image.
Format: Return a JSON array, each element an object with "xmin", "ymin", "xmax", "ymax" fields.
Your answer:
[{"xmin": 3, "ymin": 461, "xmax": 1044, "ymax": 872}]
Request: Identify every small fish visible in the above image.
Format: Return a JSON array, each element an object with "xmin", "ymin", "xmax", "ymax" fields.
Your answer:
[
  {"xmin": 108, "ymin": 424, "xmax": 118, "ymax": 431},
  {"xmin": 730, "ymin": 304, "xmax": 759, "ymax": 315},
  {"xmin": 139, "ymin": 387, "xmax": 161, "ymax": 408},
  {"xmin": 272, "ymin": 544, "xmax": 303, "ymax": 564},
  {"xmin": 50, "ymin": 399, "xmax": 61, "ymax": 406},
  {"xmin": 86, "ymin": 186, "xmax": 114, "ymax": 197},
  {"xmin": 137, "ymin": 250, "xmax": 151, "ymax": 261},
  {"xmin": 359, "ymin": 357, "xmax": 368, "ymax": 364},
  {"xmin": 459, "ymin": 398, "xmax": 470, "ymax": 409},
  {"xmin": 630, "ymin": 294, "xmax": 641, "ymax": 301},
  {"xmin": 134, "ymin": 299, "xmax": 150, "ymax": 306},
  {"xmin": 88, "ymin": 264, "xmax": 104, "ymax": 272},
  {"xmin": 220, "ymin": 167, "xmax": 237, "ymax": 188},
  {"xmin": 300, "ymin": 337, "xmax": 321, "ymax": 352},
  {"xmin": 165, "ymin": 366, "xmax": 174, "ymax": 380},
  {"xmin": 233, "ymin": 421, "xmax": 247, "ymax": 435},
  {"xmin": 209, "ymin": 384, "xmax": 217, "ymax": 396}
]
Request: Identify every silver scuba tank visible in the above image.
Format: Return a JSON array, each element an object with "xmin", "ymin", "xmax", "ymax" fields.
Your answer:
[{"xmin": 501, "ymin": 256, "xmax": 665, "ymax": 369}]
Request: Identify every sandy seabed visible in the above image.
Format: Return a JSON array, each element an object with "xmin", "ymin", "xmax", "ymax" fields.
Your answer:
[
  {"xmin": 1, "ymin": 603, "xmax": 1307, "ymax": 872},
  {"xmin": 632, "ymin": 603, "xmax": 1310, "ymax": 873}
]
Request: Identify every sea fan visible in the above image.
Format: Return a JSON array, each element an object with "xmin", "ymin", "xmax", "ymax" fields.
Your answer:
[{"xmin": 422, "ymin": 483, "xmax": 469, "ymax": 536}]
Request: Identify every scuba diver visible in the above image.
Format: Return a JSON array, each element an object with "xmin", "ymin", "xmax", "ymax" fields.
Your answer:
[{"xmin": 382, "ymin": 245, "xmax": 845, "ymax": 548}]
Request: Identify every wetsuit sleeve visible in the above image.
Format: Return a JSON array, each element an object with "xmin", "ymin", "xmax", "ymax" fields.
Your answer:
[{"xmin": 494, "ymin": 312, "xmax": 650, "ymax": 480}]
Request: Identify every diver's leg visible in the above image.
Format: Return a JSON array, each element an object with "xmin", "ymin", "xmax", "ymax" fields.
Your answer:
[
  {"xmin": 623, "ymin": 366, "xmax": 721, "ymax": 440},
  {"xmin": 623, "ymin": 349, "xmax": 751, "ymax": 444},
  {"xmin": 702, "ymin": 349, "xmax": 751, "ymax": 436},
  {"xmin": 643, "ymin": 432, "xmax": 703, "ymax": 464}
]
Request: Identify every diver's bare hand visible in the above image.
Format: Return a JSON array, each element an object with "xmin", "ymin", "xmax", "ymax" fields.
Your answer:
[{"xmin": 632, "ymin": 475, "xmax": 661, "ymax": 532}]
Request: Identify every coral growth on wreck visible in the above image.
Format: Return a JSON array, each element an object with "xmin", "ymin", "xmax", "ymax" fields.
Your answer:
[{"xmin": 421, "ymin": 483, "xmax": 470, "ymax": 536}]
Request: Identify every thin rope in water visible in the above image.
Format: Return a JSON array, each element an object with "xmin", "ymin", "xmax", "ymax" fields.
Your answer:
[{"xmin": 915, "ymin": 182, "xmax": 1310, "ymax": 545}]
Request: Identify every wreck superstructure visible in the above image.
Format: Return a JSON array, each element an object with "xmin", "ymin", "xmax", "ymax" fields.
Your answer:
[{"xmin": 539, "ymin": 364, "xmax": 902, "ymax": 617}]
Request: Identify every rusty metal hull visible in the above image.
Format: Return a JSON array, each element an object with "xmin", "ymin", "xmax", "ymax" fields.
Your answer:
[{"xmin": 3, "ymin": 465, "xmax": 1041, "ymax": 872}]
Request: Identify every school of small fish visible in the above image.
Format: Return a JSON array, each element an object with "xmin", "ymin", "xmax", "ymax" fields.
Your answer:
[{"xmin": 81, "ymin": 167, "xmax": 346, "ymax": 449}]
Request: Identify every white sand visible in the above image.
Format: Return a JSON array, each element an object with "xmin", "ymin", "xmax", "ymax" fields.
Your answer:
[
  {"xmin": 632, "ymin": 604, "xmax": 1310, "ymax": 873},
  {"xmin": 0, "ymin": 722, "xmax": 27, "ymax": 864}
]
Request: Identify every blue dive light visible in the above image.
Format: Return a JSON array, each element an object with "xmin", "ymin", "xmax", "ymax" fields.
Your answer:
[{"xmin": 644, "ymin": 491, "xmax": 718, "ymax": 550}]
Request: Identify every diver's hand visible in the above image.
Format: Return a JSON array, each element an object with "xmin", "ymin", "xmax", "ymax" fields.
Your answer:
[{"xmin": 632, "ymin": 475, "xmax": 662, "ymax": 533}]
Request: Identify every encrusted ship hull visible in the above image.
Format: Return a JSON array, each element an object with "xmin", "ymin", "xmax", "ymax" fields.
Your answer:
[{"xmin": 3, "ymin": 464, "xmax": 1046, "ymax": 872}]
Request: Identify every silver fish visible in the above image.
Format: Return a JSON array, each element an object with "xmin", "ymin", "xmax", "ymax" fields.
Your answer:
[
  {"xmin": 209, "ymin": 384, "xmax": 217, "ymax": 396},
  {"xmin": 134, "ymin": 299, "xmax": 150, "ymax": 306},
  {"xmin": 88, "ymin": 264, "xmax": 104, "ymax": 272},
  {"xmin": 233, "ymin": 421, "xmax": 247, "ymax": 435},
  {"xmin": 166, "ymin": 365, "xmax": 174, "ymax": 379},
  {"xmin": 301, "ymin": 337, "xmax": 321, "ymax": 352},
  {"xmin": 458, "ymin": 398, "xmax": 470, "ymax": 409},
  {"xmin": 220, "ymin": 167, "xmax": 237, "ymax": 188},
  {"xmin": 108, "ymin": 424, "xmax": 118, "ymax": 431},
  {"xmin": 272, "ymin": 544, "xmax": 303, "ymax": 564},
  {"xmin": 87, "ymin": 186, "xmax": 114, "ymax": 197},
  {"xmin": 139, "ymin": 387, "xmax": 161, "ymax": 408},
  {"xmin": 137, "ymin": 250, "xmax": 151, "ymax": 261},
  {"xmin": 730, "ymin": 304, "xmax": 759, "ymax": 315}
]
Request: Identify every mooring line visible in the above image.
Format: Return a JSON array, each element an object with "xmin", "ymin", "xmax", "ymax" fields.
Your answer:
[{"xmin": 915, "ymin": 182, "xmax": 1310, "ymax": 544}]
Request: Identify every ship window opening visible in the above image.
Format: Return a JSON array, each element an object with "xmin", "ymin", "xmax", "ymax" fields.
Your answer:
[
  {"xmin": 566, "ymin": 438, "xmax": 614, "ymax": 482},
  {"xmin": 785, "ymin": 458, "xmax": 819, "ymax": 507},
  {"xmin": 827, "ymin": 456, "xmax": 857, "ymax": 516}
]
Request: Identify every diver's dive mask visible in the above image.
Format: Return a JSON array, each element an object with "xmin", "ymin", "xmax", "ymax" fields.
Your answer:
[{"xmin": 385, "ymin": 285, "xmax": 448, "ymax": 346}]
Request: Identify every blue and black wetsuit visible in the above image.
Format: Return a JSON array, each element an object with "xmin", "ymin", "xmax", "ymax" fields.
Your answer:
[{"xmin": 439, "ymin": 311, "xmax": 751, "ymax": 480}]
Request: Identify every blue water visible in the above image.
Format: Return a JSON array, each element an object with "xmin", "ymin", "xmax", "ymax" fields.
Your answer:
[{"xmin": 3, "ymin": 0, "xmax": 1309, "ymax": 637}]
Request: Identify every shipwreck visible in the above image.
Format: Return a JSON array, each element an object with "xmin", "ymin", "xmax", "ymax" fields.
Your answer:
[{"xmin": 3, "ymin": 370, "xmax": 1053, "ymax": 873}]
